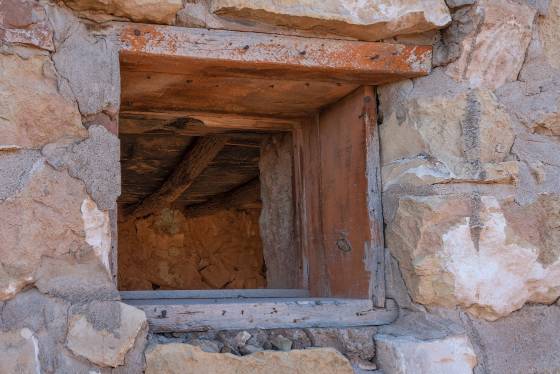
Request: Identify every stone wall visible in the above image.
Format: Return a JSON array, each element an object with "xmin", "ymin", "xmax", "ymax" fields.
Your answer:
[
  {"xmin": 0, "ymin": 0, "xmax": 558, "ymax": 373},
  {"xmin": 118, "ymin": 208, "xmax": 265, "ymax": 290}
]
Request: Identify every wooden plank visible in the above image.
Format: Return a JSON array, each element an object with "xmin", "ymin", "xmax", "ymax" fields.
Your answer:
[
  {"xmin": 293, "ymin": 116, "xmax": 327, "ymax": 295},
  {"xmin": 126, "ymin": 298, "xmax": 398, "ymax": 332},
  {"xmin": 132, "ymin": 136, "xmax": 228, "ymax": 217},
  {"xmin": 317, "ymin": 87, "xmax": 375, "ymax": 299},
  {"xmin": 363, "ymin": 87, "xmax": 386, "ymax": 307},
  {"xmin": 117, "ymin": 24, "xmax": 432, "ymax": 85},
  {"xmin": 119, "ymin": 110, "xmax": 299, "ymax": 134},
  {"xmin": 120, "ymin": 70, "xmax": 359, "ymax": 117},
  {"xmin": 183, "ymin": 178, "xmax": 260, "ymax": 217},
  {"xmin": 120, "ymin": 289, "xmax": 310, "ymax": 300}
]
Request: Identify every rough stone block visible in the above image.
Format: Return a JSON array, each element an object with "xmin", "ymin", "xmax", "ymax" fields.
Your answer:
[
  {"xmin": 62, "ymin": 0, "xmax": 182, "ymax": 24},
  {"xmin": 43, "ymin": 125, "xmax": 121, "ymax": 210},
  {"xmin": 145, "ymin": 344, "xmax": 354, "ymax": 374},
  {"xmin": 210, "ymin": 0, "xmax": 451, "ymax": 41},
  {"xmin": 0, "ymin": 0, "xmax": 54, "ymax": 51},
  {"xmin": 0, "ymin": 54, "xmax": 85, "ymax": 150},
  {"xmin": 379, "ymin": 81, "xmax": 516, "ymax": 188},
  {"xmin": 66, "ymin": 301, "xmax": 147, "ymax": 367},
  {"xmin": 376, "ymin": 333, "xmax": 476, "ymax": 373},
  {"xmin": 445, "ymin": 0, "xmax": 536, "ymax": 89},
  {"xmin": 466, "ymin": 304, "xmax": 560, "ymax": 373},
  {"xmin": 0, "ymin": 329, "xmax": 41, "ymax": 374},
  {"xmin": 0, "ymin": 161, "xmax": 95, "ymax": 300},
  {"xmin": 386, "ymin": 193, "xmax": 560, "ymax": 320}
]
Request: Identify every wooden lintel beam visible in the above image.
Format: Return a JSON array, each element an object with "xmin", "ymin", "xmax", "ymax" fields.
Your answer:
[
  {"xmin": 117, "ymin": 24, "xmax": 432, "ymax": 85},
  {"xmin": 132, "ymin": 136, "xmax": 229, "ymax": 217},
  {"xmin": 119, "ymin": 110, "xmax": 298, "ymax": 135},
  {"xmin": 183, "ymin": 178, "xmax": 261, "ymax": 218},
  {"xmin": 124, "ymin": 298, "xmax": 398, "ymax": 332}
]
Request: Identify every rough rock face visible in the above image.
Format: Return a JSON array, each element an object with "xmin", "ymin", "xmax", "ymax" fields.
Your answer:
[
  {"xmin": 445, "ymin": 0, "xmax": 536, "ymax": 89},
  {"xmin": 380, "ymin": 79, "xmax": 517, "ymax": 188},
  {"xmin": 145, "ymin": 344, "xmax": 354, "ymax": 374},
  {"xmin": 387, "ymin": 194, "xmax": 560, "ymax": 320},
  {"xmin": 0, "ymin": 0, "xmax": 54, "ymax": 51},
  {"xmin": 539, "ymin": 0, "xmax": 560, "ymax": 69},
  {"xmin": 43, "ymin": 125, "xmax": 121, "ymax": 210},
  {"xmin": 0, "ymin": 329, "xmax": 40, "ymax": 373},
  {"xmin": 66, "ymin": 301, "xmax": 147, "ymax": 367},
  {"xmin": 62, "ymin": 0, "xmax": 182, "ymax": 24},
  {"xmin": 210, "ymin": 0, "xmax": 451, "ymax": 41},
  {"xmin": 118, "ymin": 208, "xmax": 265, "ymax": 290},
  {"xmin": 0, "ymin": 54, "xmax": 85, "ymax": 150},
  {"xmin": 376, "ymin": 334, "xmax": 476, "ymax": 373},
  {"xmin": 465, "ymin": 304, "xmax": 560, "ymax": 373},
  {"xmin": 0, "ymin": 161, "xmax": 96, "ymax": 300},
  {"xmin": 375, "ymin": 311, "xmax": 477, "ymax": 373}
]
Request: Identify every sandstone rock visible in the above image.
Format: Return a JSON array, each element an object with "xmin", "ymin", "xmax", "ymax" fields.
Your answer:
[
  {"xmin": 210, "ymin": 0, "xmax": 451, "ymax": 41},
  {"xmin": 465, "ymin": 304, "xmax": 560, "ymax": 373},
  {"xmin": 49, "ymin": 7, "xmax": 120, "ymax": 116},
  {"xmin": 0, "ymin": 161, "xmax": 91, "ymax": 300},
  {"xmin": 63, "ymin": 0, "xmax": 182, "ymax": 24},
  {"xmin": 0, "ymin": 329, "xmax": 41, "ymax": 374},
  {"xmin": 118, "ymin": 209, "xmax": 265, "ymax": 291},
  {"xmin": 35, "ymin": 254, "xmax": 118, "ymax": 304},
  {"xmin": 386, "ymin": 193, "xmax": 560, "ymax": 320},
  {"xmin": 66, "ymin": 301, "xmax": 147, "ymax": 367},
  {"xmin": 0, "ymin": 0, "xmax": 54, "ymax": 51},
  {"xmin": 380, "ymin": 87, "xmax": 516, "ymax": 188},
  {"xmin": 0, "ymin": 54, "xmax": 85, "ymax": 149},
  {"xmin": 540, "ymin": 0, "xmax": 560, "ymax": 69},
  {"xmin": 43, "ymin": 125, "xmax": 121, "ymax": 210},
  {"xmin": 376, "ymin": 333, "xmax": 476, "ymax": 373},
  {"xmin": 446, "ymin": 0, "xmax": 536, "ymax": 89},
  {"xmin": 145, "ymin": 344, "xmax": 354, "ymax": 374}
]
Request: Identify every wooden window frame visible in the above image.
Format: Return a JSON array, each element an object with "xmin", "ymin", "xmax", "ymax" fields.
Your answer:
[{"xmin": 115, "ymin": 24, "xmax": 431, "ymax": 331}]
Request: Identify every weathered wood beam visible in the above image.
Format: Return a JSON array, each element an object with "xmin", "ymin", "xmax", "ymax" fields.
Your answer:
[
  {"xmin": 183, "ymin": 178, "xmax": 260, "ymax": 218},
  {"xmin": 132, "ymin": 136, "xmax": 229, "ymax": 217},
  {"xmin": 120, "ymin": 289, "xmax": 310, "ymax": 300},
  {"xmin": 119, "ymin": 110, "xmax": 299, "ymax": 135},
  {"xmin": 117, "ymin": 24, "xmax": 432, "ymax": 85},
  {"xmin": 124, "ymin": 298, "xmax": 398, "ymax": 332}
]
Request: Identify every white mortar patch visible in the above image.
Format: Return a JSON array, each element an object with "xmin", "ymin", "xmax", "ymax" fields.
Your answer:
[
  {"xmin": 20, "ymin": 328, "xmax": 41, "ymax": 374},
  {"xmin": 81, "ymin": 197, "xmax": 111, "ymax": 274},
  {"xmin": 441, "ymin": 196, "xmax": 560, "ymax": 319}
]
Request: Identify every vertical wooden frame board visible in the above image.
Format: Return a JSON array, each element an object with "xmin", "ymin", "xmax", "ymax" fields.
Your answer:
[
  {"xmin": 316, "ymin": 86, "xmax": 385, "ymax": 301},
  {"xmin": 293, "ymin": 118, "xmax": 328, "ymax": 296}
]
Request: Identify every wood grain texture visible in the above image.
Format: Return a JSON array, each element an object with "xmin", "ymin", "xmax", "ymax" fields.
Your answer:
[
  {"xmin": 318, "ymin": 87, "xmax": 374, "ymax": 299},
  {"xmin": 183, "ymin": 178, "xmax": 260, "ymax": 218},
  {"xmin": 120, "ymin": 289, "xmax": 310, "ymax": 300},
  {"xmin": 126, "ymin": 298, "xmax": 398, "ymax": 332},
  {"xmin": 363, "ymin": 87, "xmax": 386, "ymax": 307},
  {"xmin": 132, "ymin": 136, "xmax": 229, "ymax": 217},
  {"xmin": 117, "ymin": 24, "xmax": 432, "ymax": 84}
]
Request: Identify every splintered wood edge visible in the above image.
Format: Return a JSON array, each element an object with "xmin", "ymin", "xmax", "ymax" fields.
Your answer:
[
  {"xmin": 126, "ymin": 298, "xmax": 398, "ymax": 332},
  {"xmin": 113, "ymin": 23, "xmax": 432, "ymax": 84}
]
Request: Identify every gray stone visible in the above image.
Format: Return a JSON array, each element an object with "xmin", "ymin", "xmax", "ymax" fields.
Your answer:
[
  {"xmin": 270, "ymin": 334, "xmax": 292, "ymax": 351},
  {"xmin": 0, "ymin": 150, "xmax": 41, "ymax": 200},
  {"xmin": 445, "ymin": 0, "xmax": 475, "ymax": 8},
  {"xmin": 188, "ymin": 338, "xmax": 222, "ymax": 353},
  {"xmin": 239, "ymin": 344, "xmax": 263, "ymax": 355},
  {"xmin": 49, "ymin": 6, "xmax": 120, "ymax": 116},
  {"xmin": 465, "ymin": 304, "xmax": 560, "ymax": 374},
  {"xmin": 35, "ymin": 254, "xmax": 119, "ymax": 304},
  {"xmin": 43, "ymin": 125, "xmax": 121, "ymax": 210}
]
